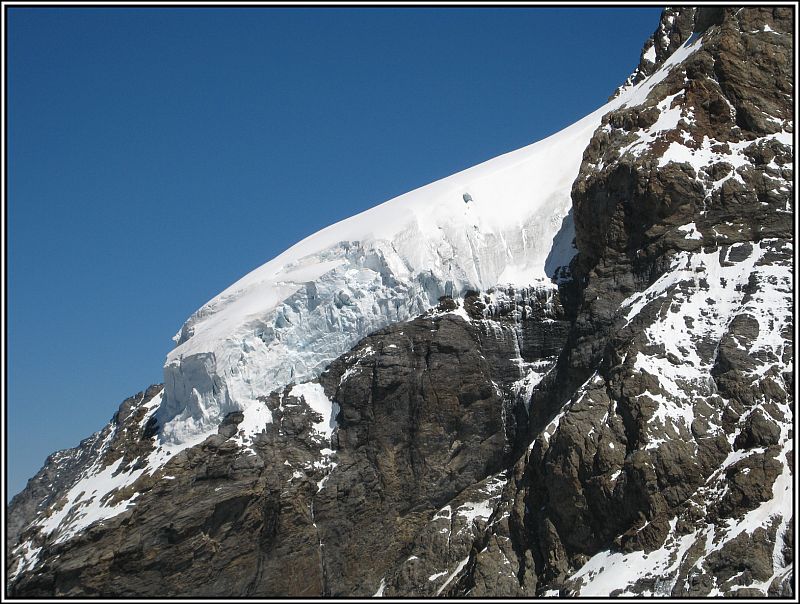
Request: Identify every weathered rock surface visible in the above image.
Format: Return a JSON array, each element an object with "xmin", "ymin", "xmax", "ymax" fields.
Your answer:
[
  {"xmin": 510, "ymin": 5, "xmax": 794, "ymax": 596},
  {"xmin": 8, "ymin": 292, "xmax": 565, "ymax": 597},
  {"xmin": 7, "ymin": 6, "xmax": 793, "ymax": 598}
]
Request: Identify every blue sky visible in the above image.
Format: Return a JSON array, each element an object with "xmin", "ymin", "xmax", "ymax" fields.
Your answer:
[{"xmin": 7, "ymin": 6, "xmax": 663, "ymax": 498}]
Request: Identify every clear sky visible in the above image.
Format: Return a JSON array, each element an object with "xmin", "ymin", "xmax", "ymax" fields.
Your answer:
[{"xmin": 7, "ymin": 6, "xmax": 663, "ymax": 498}]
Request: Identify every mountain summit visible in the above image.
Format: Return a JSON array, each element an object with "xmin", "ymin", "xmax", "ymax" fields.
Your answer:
[{"xmin": 8, "ymin": 6, "xmax": 794, "ymax": 597}]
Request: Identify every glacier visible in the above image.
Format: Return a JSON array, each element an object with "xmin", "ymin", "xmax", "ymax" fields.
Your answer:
[{"xmin": 157, "ymin": 37, "xmax": 703, "ymax": 446}]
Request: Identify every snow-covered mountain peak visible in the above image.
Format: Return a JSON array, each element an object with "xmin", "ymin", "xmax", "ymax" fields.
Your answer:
[
  {"xmin": 157, "ymin": 35, "xmax": 705, "ymax": 446},
  {"xmin": 11, "ymin": 7, "xmax": 793, "ymax": 597}
]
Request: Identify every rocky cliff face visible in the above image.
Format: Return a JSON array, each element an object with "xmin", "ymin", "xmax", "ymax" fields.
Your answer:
[
  {"xmin": 506, "ymin": 6, "xmax": 793, "ymax": 596},
  {"xmin": 8, "ymin": 292, "xmax": 567, "ymax": 597},
  {"xmin": 7, "ymin": 6, "xmax": 794, "ymax": 597}
]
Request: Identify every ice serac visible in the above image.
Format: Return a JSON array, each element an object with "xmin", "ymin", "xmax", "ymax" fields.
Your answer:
[
  {"xmin": 157, "ymin": 41, "xmax": 697, "ymax": 444},
  {"xmin": 156, "ymin": 139, "xmax": 595, "ymax": 442}
]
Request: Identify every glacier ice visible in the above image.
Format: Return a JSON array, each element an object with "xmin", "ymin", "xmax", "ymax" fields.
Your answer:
[{"xmin": 156, "ymin": 37, "xmax": 703, "ymax": 446}]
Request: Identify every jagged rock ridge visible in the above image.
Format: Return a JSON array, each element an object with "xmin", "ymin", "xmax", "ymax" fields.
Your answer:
[{"xmin": 7, "ymin": 6, "xmax": 794, "ymax": 597}]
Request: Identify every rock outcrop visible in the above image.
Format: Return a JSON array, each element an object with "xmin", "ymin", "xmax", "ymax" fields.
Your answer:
[{"xmin": 8, "ymin": 292, "xmax": 567, "ymax": 597}]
